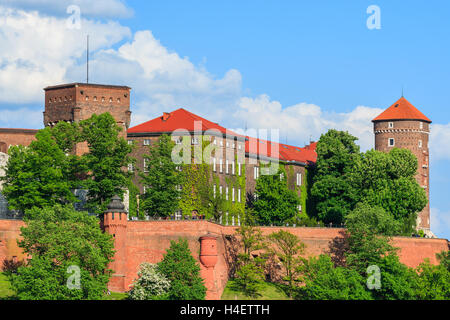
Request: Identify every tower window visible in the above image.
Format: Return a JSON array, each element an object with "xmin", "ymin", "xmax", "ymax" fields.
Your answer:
[
  {"xmin": 109, "ymin": 97, "xmax": 113, "ymax": 102},
  {"xmin": 388, "ymin": 138, "xmax": 395, "ymax": 147},
  {"xmin": 93, "ymin": 96, "xmax": 97, "ymax": 101},
  {"xmin": 418, "ymin": 140, "xmax": 422, "ymax": 148},
  {"xmin": 420, "ymin": 122, "xmax": 424, "ymax": 130},
  {"xmin": 388, "ymin": 122, "xmax": 394, "ymax": 128}
]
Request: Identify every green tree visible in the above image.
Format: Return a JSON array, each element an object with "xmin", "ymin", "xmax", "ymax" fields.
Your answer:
[
  {"xmin": 310, "ymin": 130, "xmax": 360, "ymax": 224},
  {"xmin": 128, "ymin": 263, "xmax": 171, "ymax": 300},
  {"xmin": 80, "ymin": 113, "xmax": 133, "ymax": 214},
  {"xmin": 140, "ymin": 134, "xmax": 181, "ymax": 217},
  {"xmin": 297, "ymin": 254, "xmax": 372, "ymax": 300},
  {"xmin": 1, "ymin": 128, "xmax": 78, "ymax": 212},
  {"xmin": 157, "ymin": 239, "xmax": 206, "ymax": 300},
  {"xmin": 268, "ymin": 230, "xmax": 305, "ymax": 296},
  {"xmin": 10, "ymin": 205, "xmax": 115, "ymax": 300},
  {"xmin": 233, "ymin": 263, "xmax": 265, "ymax": 298},
  {"xmin": 414, "ymin": 259, "xmax": 449, "ymax": 300},
  {"xmin": 253, "ymin": 167, "xmax": 300, "ymax": 226},
  {"xmin": 351, "ymin": 148, "xmax": 427, "ymax": 234},
  {"xmin": 344, "ymin": 203, "xmax": 399, "ymax": 274}
]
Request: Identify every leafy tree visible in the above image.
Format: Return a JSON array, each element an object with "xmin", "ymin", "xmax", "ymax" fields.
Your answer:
[
  {"xmin": 371, "ymin": 254, "xmax": 418, "ymax": 300},
  {"xmin": 80, "ymin": 113, "xmax": 133, "ymax": 214},
  {"xmin": 351, "ymin": 148, "xmax": 427, "ymax": 234},
  {"xmin": 233, "ymin": 262, "xmax": 265, "ymax": 298},
  {"xmin": 268, "ymin": 230, "xmax": 305, "ymax": 296},
  {"xmin": 1, "ymin": 128, "xmax": 78, "ymax": 212},
  {"xmin": 414, "ymin": 259, "xmax": 449, "ymax": 300},
  {"xmin": 10, "ymin": 205, "xmax": 115, "ymax": 300},
  {"xmin": 344, "ymin": 203, "xmax": 399, "ymax": 274},
  {"xmin": 140, "ymin": 134, "xmax": 181, "ymax": 217},
  {"xmin": 128, "ymin": 263, "xmax": 171, "ymax": 300},
  {"xmin": 297, "ymin": 254, "xmax": 372, "ymax": 300},
  {"xmin": 436, "ymin": 250, "xmax": 450, "ymax": 272},
  {"xmin": 253, "ymin": 167, "xmax": 300, "ymax": 226},
  {"xmin": 310, "ymin": 130, "xmax": 360, "ymax": 224},
  {"xmin": 157, "ymin": 239, "xmax": 206, "ymax": 300}
]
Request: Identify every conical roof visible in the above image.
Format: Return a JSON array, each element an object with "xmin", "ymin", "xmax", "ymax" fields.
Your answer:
[{"xmin": 372, "ymin": 97, "xmax": 431, "ymax": 123}]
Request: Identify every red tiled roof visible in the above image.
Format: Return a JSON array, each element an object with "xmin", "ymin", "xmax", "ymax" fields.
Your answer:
[
  {"xmin": 245, "ymin": 137, "xmax": 317, "ymax": 164},
  {"xmin": 372, "ymin": 97, "xmax": 431, "ymax": 123},
  {"xmin": 128, "ymin": 108, "xmax": 317, "ymax": 164},
  {"xmin": 128, "ymin": 108, "xmax": 243, "ymax": 137}
]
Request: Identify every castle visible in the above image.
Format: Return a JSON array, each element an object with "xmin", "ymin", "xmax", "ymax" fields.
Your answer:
[
  {"xmin": 0, "ymin": 82, "xmax": 432, "ymax": 231},
  {"xmin": 0, "ymin": 82, "xmax": 445, "ymax": 299}
]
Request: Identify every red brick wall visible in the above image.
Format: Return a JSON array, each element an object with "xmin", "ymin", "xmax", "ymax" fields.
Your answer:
[
  {"xmin": 1, "ymin": 219, "xmax": 447, "ymax": 299},
  {"xmin": 0, "ymin": 129, "xmax": 38, "ymax": 151}
]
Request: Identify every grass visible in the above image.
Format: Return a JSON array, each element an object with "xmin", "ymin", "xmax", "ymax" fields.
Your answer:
[
  {"xmin": 0, "ymin": 272, "xmax": 127, "ymax": 300},
  {"xmin": 0, "ymin": 272, "xmax": 15, "ymax": 299},
  {"xmin": 221, "ymin": 279, "xmax": 291, "ymax": 300}
]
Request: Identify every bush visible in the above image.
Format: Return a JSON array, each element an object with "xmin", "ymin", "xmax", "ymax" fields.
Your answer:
[
  {"xmin": 157, "ymin": 239, "xmax": 206, "ymax": 300},
  {"xmin": 128, "ymin": 263, "xmax": 171, "ymax": 300},
  {"xmin": 2, "ymin": 258, "xmax": 26, "ymax": 276},
  {"xmin": 233, "ymin": 262, "xmax": 265, "ymax": 298}
]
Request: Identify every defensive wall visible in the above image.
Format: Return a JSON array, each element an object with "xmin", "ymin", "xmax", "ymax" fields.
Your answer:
[{"xmin": 0, "ymin": 218, "xmax": 448, "ymax": 300}]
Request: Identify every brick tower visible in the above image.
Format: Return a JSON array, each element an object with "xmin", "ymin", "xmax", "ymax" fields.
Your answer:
[
  {"xmin": 43, "ymin": 83, "xmax": 132, "ymax": 155},
  {"xmin": 372, "ymin": 96, "xmax": 432, "ymax": 233}
]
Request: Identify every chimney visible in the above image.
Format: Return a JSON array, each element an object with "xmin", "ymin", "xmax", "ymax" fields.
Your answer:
[{"xmin": 162, "ymin": 112, "xmax": 170, "ymax": 121}]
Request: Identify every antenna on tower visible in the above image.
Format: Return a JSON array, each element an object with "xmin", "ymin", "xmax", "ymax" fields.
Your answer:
[
  {"xmin": 86, "ymin": 35, "xmax": 89, "ymax": 83},
  {"xmin": 401, "ymin": 85, "xmax": 404, "ymax": 98}
]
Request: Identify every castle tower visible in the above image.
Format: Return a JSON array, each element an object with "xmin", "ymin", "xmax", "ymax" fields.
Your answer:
[
  {"xmin": 372, "ymin": 96, "xmax": 432, "ymax": 232},
  {"xmin": 101, "ymin": 195, "xmax": 128, "ymax": 292},
  {"xmin": 43, "ymin": 83, "xmax": 132, "ymax": 155}
]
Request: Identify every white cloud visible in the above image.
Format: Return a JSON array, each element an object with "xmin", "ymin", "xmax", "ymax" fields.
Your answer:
[
  {"xmin": 430, "ymin": 207, "xmax": 450, "ymax": 240},
  {"xmin": 0, "ymin": 0, "xmax": 133, "ymax": 19},
  {"xmin": 231, "ymin": 94, "xmax": 383, "ymax": 150},
  {"xmin": 0, "ymin": 107, "xmax": 43, "ymax": 129},
  {"xmin": 430, "ymin": 123, "xmax": 450, "ymax": 162},
  {"xmin": 0, "ymin": 5, "xmax": 131, "ymax": 103}
]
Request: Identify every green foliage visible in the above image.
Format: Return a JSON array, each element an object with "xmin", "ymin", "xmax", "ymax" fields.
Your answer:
[
  {"xmin": 157, "ymin": 239, "xmax": 206, "ymax": 300},
  {"xmin": 233, "ymin": 263, "xmax": 265, "ymax": 298},
  {"xmin": 253, "ymin": 167, "xmax": 300, "ymax": 226},
  {"xmin": 344, "ymin": 203, "xmax": 399, "ymax": 274},
  {"xmin": 371, "ymin": 254, "xmax": 418, "ymax": 300},
  {"xmin": 1, "ymin": 128, "xmax": 78, "ymax": 212},
  {"xmin": 222, "ymin": 279, "xmax": 289, "ymax": 300},
  {"xmin": 11, "ymin": 205, "xmax": 115, "ymax": 300},
  {"xmin": 80, "ymin": 113, "xmax": 133, "ymax": 214},
  {"xmin": 436, "ymin": 250, "xmax": 450, "ymax": 272},
  {"xmin": 140, "ymin": 134, "xmax": 182, "ymax": 217},
  {"xmin": 414, "ymin": 259, "xmax": 450, "ymax": 300},
  {"xmin": 297, "ymin": 254, "xmax": 372, "ymax": 300},
  {"xmin": 310, "ymin": 129, "xmax": 360, "ymax": 224},
  {"xmin": 128, "ymin": 263, "xmax": 171, "ymax": 300},
  {"xmin": 268, "ymin": 230, "xmax": 305, "ymax": 295}
]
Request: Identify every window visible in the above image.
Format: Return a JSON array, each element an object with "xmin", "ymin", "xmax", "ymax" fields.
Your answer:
[
  {"xmin": 175, "ymin": 137, "xmax": 182, "ymax": 145},
  {"xmin": 93, "ymin": 96, "xmax": 97, "ymax": 101},
  {"xmin": 109, "ymin": 97, "xmax": 113, "ymax": 102},
  {"xmin": 388, "ymin": 138, "xmax": 395, "ymax": 147},
  {"xmin": 191, "ymin": 137, "xmax": 199, "ymax": 145},
  {"xmin": 280, "ymin": 172, "xmax": 284, "ymax": 181},
  {"xmin": 128, "ymin": 163, "xmax": 134, "ymax": 172},
  {"xmin": 238, "ymin": 189, "xmax": 241, "ymax": 203},
  {"xmin": 102, "ymin": 97, "xmax": 105, "ymax": 102},
  {"xmin": 176, "ymin": 166, "xmax": 182, "ymax": 171},
  {"xmin": 232, "ymin": 142, "xmax": 235, "ymax": 149},
  {"xmin": 238, "ymin": 144, "xmax": 242, "ymax": 150},
  {"xmin": 213, "ymin": 158, "xmax": 217, "ymax": 172},
  {"xmin": 117, "ymin": 98, "xmax": 121, "ymax": 103},
  {"xmin": 226, "ymin": 160, "xmax": 229, "ymax": 174},
  {"xmin": 143, "ymin": 139, "xmax": 151, "ymax": 146},
  {"xmin": 219, "ymin": 185, "xmax": 223, "ymax": 195},
  {"xmin": 420, "ymin": 122, "xmax": 424, "ymax": 130},
  {"xmin": 85, "ymin": 96, "xmax": 89, "ymax": 101},
  {"xmin": 418, "ymin": 140, "xmax": 422, "ymax": 148},
  {"xmin": 143, "ymin": 158, "xmax": 149, "ymax": 172},
  {"xmin": 238, "ymin": 163, "xmax": 241, "ymax": 176},
  {"xmin": 226, "ymin": 141, "xmax": 229, "ymax": 148},
  {"xmin": 296, "ymin": 173, "xmax": 302, "ymax": 186},
  {"xmin": 254, "ymin": 166, "xmax": 259, "ymax": 180},
  {"xmin": 143, "ymin": 186, "xmax": 147, "ymax": 194},
  {"xmin": 232, "ymin": 188, "xmax": 235, "ymax": 202},
  {"xmin": 226, "ymin": 187, "xmax": 229, "ymax": 200},
  {"xmin": 213, "ymin": 139, "xmax": 217, "ymax": 145},
  {"xmin": 219, "ymin": 159, "xmax": 223, "ymax": 173},
  {"xmin": 388, "ymin": 122, "xmax": 394, "ymax": 128},
  {"xmin": 175, "ymin": 210, "xmax": 182, "ymax": 220},
  {"xmin": 213, "ymin": 185, "xmax": 216, "ymax": 198},
  {"xmin": 127, "ymin": 140, "xmax": 133, "ymax": 145},
  {"xmin": 297, "ymin": 205, "xmax": 302, "ymax": 212},
  {"xmin": 231, "ymin": 161, "xmax": 235, "ymax": 175},
  {"xmin": 175, "ymin": 185, "xmax": 182, "ymax": 191},
  {"xmin": 220, "ymin": 140, "xmax": 224, "ymax": 147}
]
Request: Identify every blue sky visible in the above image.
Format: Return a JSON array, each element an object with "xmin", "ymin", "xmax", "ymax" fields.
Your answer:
[{"xmin": 0, "ymin": 0, "xmax": 449, "ymax": 238}]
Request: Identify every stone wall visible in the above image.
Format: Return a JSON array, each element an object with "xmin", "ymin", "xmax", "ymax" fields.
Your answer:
[{"xmin": 0, "ymin": 219, "xmax": 448, "ymax": 299}]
